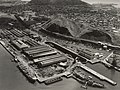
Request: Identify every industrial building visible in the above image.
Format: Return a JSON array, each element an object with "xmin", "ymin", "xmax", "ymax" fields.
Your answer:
[
  {"xmin": 23, "ymin": 38, "xmax": 40, "ymax": 47},
  {"xmin": 39, "ymin": 55, "xmax": 67, "ymax": 67},
  {"xmin": 1, "ymin": 30, "xmax": 13, "ymax": 39},
  {"xmin": 2, "ymin": 30, "xmax": 12, "ymax": 36},
  {"xmin": 78, "ymin": 49, "xmax": 94, "ymax": 60},
  {"xmin": 22, "ymin": 44, "xmax": 68, "ymax": 67},
  {"xmin": 23, "ymin": 45, "xmax": 56, "ymax": 57},
  {"xmin": 10, "ymin": 29, "xmax": 24, "ymax": 37},
  {"xmin": 11, "ymin": 39, "xmax": 29, "ymax": 50},
  {"xmin": 33, "ymin": 54, "xmax": 62, "ymax": 63}
]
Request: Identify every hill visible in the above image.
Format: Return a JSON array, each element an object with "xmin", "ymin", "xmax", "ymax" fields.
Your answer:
[
  {"xmin": 46, "ymin": 15, "xmax": 88, "ymax": 37},
  {"xmin": 45, "ymin": 15, "xmax": 115, "ymax": 44}
]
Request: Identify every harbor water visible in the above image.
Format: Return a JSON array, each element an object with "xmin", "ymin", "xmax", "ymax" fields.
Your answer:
[{"xmin": 0, "ymin": 44, "xmax": 120, "ymax": 90}]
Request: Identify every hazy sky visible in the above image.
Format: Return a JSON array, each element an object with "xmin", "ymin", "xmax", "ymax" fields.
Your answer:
[{"xmin": 83, "ymin": 0, "xmax": 120, "ymax": 7}]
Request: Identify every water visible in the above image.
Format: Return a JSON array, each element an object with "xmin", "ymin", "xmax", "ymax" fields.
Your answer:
[{"xmin": 0, "ymin": 44, "xmax": 120, "ymax": 90}]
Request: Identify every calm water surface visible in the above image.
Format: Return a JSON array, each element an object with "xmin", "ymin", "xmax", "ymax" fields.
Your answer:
[{"xmin": 0, "ymin": 44, "xmax": 120, "ymax": 90}]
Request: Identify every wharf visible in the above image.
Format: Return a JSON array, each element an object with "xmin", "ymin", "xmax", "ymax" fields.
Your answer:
[{"xmin": 36, "ymin": 71, "xmax": 70, "ymax": 83}]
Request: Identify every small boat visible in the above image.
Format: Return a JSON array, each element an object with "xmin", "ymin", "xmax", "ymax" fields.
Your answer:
[{"xmin": 72, "ymin": 66, "xmax": 105, "ymax": 88}]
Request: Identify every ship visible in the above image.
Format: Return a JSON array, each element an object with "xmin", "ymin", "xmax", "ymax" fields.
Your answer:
[
  {"xmin": 72, "ymin": 66, "xmax": 105, "ymax": 88},
  {"xmin": 17, "ymin": 57, "xmax": 37, "ymax": 82}
]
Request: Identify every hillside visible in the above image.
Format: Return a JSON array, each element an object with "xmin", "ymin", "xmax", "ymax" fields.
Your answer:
[
  {"xmin": 45, "ymin": 15, "xmax": 116, "ymax": 44},
  {"xmin": 46, "ymin": 15, "xmax": 88, "ymax": 37}
]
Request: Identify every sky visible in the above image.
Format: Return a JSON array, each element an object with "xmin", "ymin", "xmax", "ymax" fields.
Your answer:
[{"xmin": 83, "ymin": 0, "xmax": 120, "ymax": 7}]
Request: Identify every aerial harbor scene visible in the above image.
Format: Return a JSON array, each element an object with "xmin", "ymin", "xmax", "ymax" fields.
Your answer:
[{"xmin": 0, "ymin": 0, "xmax": 120, "ymax": 90}]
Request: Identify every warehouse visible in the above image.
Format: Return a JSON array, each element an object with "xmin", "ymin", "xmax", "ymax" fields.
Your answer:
[
  {"xmin": 30, "ymin": 50, "xmax": 57, "ymax": 59},
  {"xmin": 23, "ymin": 46, "xmax": 53, "ymax": 55},
  {"xmin": 39, "ymin": 56, "xmax": 67, "ymax": 67},
  {"xmin": 27, "ymin": 48, "xmax": 53, "ymax": 55},
  {"xmin": 10, "ymin": 29, "xmax": 24, "ymax": 37},
  {"xmin": 78, "ymin": 49, "xmax": 94, "ymax": 60},
  {"xmin": 22, "ymin": 43, "xmax": 68, "ymax": 67},
  {"xmin": 24, "ymin": 39, "xmax": 40, "ymax": 47},
  {"xmin": 33, "ymin": 54, "xmax": 63, "ymax": 63},
  {"xmin": 11, "ymin": 40, "xmax": 29, "ymax": 50},
  {"xmin": 22, "ymin": 44, "xmax": 58, "ymax": 59},
  {"xmin": 23, "ymin": 45, "xmax": 49, "ymax": 51}
]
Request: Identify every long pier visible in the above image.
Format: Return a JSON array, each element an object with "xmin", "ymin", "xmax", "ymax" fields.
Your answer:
[{"xmin": 77, "ymin": 62, "xmax": 117, "ymax": 85}]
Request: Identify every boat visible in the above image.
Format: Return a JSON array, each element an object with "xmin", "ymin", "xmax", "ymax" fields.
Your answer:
[{"xmin": 72, "ymin": 66, "xmax": 105, "ymax": 88}]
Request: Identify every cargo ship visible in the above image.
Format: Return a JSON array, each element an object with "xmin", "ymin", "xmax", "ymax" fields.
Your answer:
[
  {"xmin": 17, "ymin": 56, "xmax": 37, "ymax": 82},
  {"xmin": 72, "ymin": 66, "xmax": 105, "ymax": 88}
]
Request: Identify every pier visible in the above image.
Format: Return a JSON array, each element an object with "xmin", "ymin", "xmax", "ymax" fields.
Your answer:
[{"xmin": 77, "ymin": 62, "xmax": 117, "ymax": 85}]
